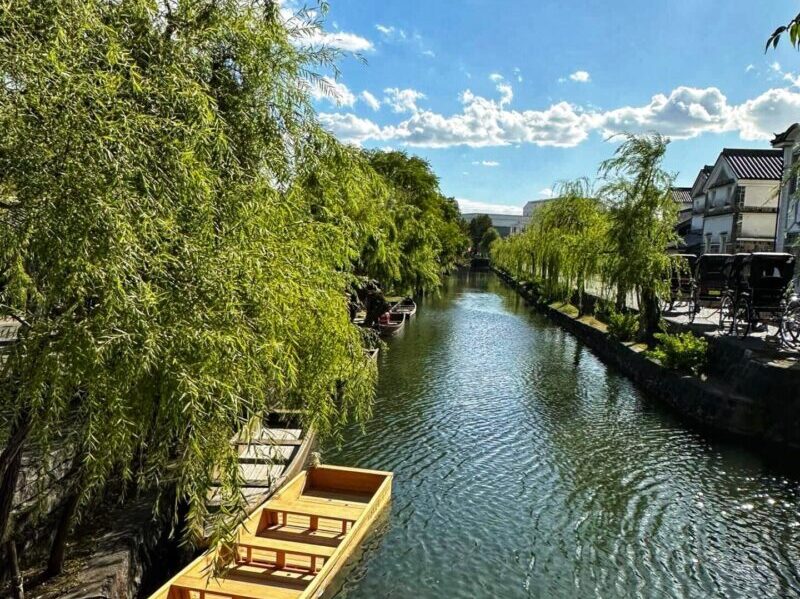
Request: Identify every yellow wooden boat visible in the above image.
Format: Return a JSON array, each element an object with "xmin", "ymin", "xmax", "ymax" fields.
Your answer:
[{"xmin": 150, "ymin": 465, "xmax": 393, "ymax": 599}]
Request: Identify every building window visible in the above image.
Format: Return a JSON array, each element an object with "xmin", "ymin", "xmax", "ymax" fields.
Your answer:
[
  {"xmin": 704, "ymin": 234, "xmax": 712, "ymax": 253},
  {"xmin": 719, "ymin": 233, "xmax": 728, "ymax": 253}
]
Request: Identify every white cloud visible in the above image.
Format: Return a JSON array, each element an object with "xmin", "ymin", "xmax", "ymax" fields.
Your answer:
[
  {"xmin": 569, "ymin": 70, "xmax": 591, "ymax": 83},
  {"xmin": 457, "ymin": 198, "xmax": 523, "ymax": 215},
  {"xmin": 514, "ymin": 67, "xmax": 523, "ymax": 83},
  {"xmin": 538, "ymin": 188, "xmax": 555, "ymax": 198},
  {"xmin": 318, "ymin": 112, "xmax": 388, "ymax": 145},
  {"xmin": 785, "ymin": 72, "xmax": 800, "ymax": 88},
  {"xmin": 598, "ymin": 86, "xmax": 733, "ymax": 139},
  {"xmin": 472, "ymin": 160, "xmax": 500, "ymax": 167},
  {"xmin": 299, "ymin": 30, "xmax": 373, "ymax": 52},
  {"xmin": 320, "ymin": 83, "xmax": 800, "ymax": 149},
  {"xmin": 735, "ymin": 88, "xmax": 800, "ymax": 140},
  {"xmin": 375, "ymin": 24, "xmax": 406, "ymax": 40},
  {"xmin": 489, "ymin": 73, "xmax": 504, "ymax": 82},
  {"xmin": 771, "ymin": 61, "xmax": 782, "ymax": 73},
  {"xmin": 384, "ymin": 88, "xmax": 426, "ymax": 113},
  {"xmin": 422, "ymin": 49, "xmax": 436, "ymax": 58},
  {"xmin": 497, "ymin": 83, "xmax": 513, "ymax": 107},
  {"xmin": 360, "ymin": 90, "xmax": 381, "ymax": 111},
  {"xmin": 745, "ymin": 64, "xmax": 756, "ymax": 73},
  {"xmin": 309, "ymin": 77, "xmax": 356, "ymax": 107}
]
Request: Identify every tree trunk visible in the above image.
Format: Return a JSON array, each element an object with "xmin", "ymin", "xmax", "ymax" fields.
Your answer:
[
  {"xmin": 0, "ymin": 423, "xmax": 25, "ymax": 548},
  {"xmin": 6, "ymin": 539, "xmax": 24, "ymax": 599},
  {"xmin": 46, "ymin": 489, "xmax": 80, "ymax": 578},
  {"xmin": 615, "ymin": 284, "xmax": 627, "ymax": 312},
  {"xmin": 640, "ymin": 286, "xmax": 661, "ymax": 344}
]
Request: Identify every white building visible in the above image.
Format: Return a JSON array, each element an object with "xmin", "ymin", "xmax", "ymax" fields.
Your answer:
[
  {"xmin": 685, "ymin": 166, "xmax": 713, "ymax": 253},
  {"xmin": 700, "ymin": 149, "xmax": 783, "ymax": 254},
  {"xmin": 771, "ymin": 123, "xmax": 800, "ymax": 260},
  {"xmin": 522, "ymin": 198, "xmax": 556, "ymax": 217},
  {"xmin": 460, "ymin": 212, "xmax": 530, "ymax": 238}
]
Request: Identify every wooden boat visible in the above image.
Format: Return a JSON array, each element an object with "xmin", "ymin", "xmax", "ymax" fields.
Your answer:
[
  {"xmin": 377, "ymin": 311, "xmax": 405, "ymax": 336},
  {"xmin": 150, "ymin": 465, "xmax": 393, "ymax": 599},
  {"xmin": 205, "ymin": 412, "xmax": 316, "ymax": 537},
  {"xmin": 390, "ymin": 297, "xmax": 417, "ymax": 318}
]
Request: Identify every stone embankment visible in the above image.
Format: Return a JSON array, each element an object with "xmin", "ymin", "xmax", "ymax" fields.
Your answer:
[{"xmin": 495, "ymin": 269, "xmax": 800, "ymax": 450}]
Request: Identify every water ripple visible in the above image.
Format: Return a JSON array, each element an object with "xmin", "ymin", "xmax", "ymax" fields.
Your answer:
[{"xmin": 325, "ymin": 273, "xmax": 800, "ymax": 598}]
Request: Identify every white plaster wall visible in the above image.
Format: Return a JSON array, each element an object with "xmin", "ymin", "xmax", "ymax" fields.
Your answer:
[
  {"xmin": 740, "ymin": 213, "xmax": 777, "ymax": 239},
  {"xmin": 702, "ymin": 213, "xmax": 734, "ymax": 243},
  {"xmin": 742, "ymin": 181, "xmax": 780, "ymax": 209}
]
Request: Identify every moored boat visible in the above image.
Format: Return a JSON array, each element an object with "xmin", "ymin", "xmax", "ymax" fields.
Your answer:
[
  {"xmin": 205, "ymin": 411, "xmax": 316, "ymax": 539},
  {"xmin": 390, "ymin": 297, "xmax": 417, "ymax": 318},
  {"xmin": 377, "ymin": 311, "xmax": 405, "ymax": 336},
  {"xmin": 150, "ymin": 465, "xmax": 393, "ymax": 599}
]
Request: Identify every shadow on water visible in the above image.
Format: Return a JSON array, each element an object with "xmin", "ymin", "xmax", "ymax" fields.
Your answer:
[{"xmin": 325, "ymin": 271, "xmax": 800, "ymax": 599}]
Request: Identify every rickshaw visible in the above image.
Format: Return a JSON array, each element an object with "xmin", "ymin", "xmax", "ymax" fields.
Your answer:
[
  {"xmin": 730, "ymin": 253, "xmax": 797, "ymax": 342},
  {"xmin": 718, "ymin": 253, "xmax": 751, "ymax": 333},
  {"xmin": 690, "ymin": 254, "xmax": 731, "ymax": 323},
  {"xmin": 663, "ymin": 254, "xmax": 697, "ymax": 312}
]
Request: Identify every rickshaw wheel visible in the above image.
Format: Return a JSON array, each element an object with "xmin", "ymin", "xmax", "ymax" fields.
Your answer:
[
  {"xmin": 733, "ymin": 297, "xmax": 751, "ymax": 339},
  {"xmin": 719, "ymin": 294, "xmax": 734, "ymax": 335},
  {"xmin": 688, "ymin": 293, "xmax": 698, "ymax": 323},
  {"xmin": 780, "ymin": 302, "xmax": 800, "ymax": 347}
]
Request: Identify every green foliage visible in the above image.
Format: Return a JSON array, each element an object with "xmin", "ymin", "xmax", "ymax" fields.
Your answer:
[
  {"xmin": 767, "ymin": 13, "xmax": 800, "ymax": 51},
  {"xmin": 367, "ymin": 151, "xmax": 468, "ymax": 293},
  {"xmin": 492, "ymin": 178, "xmax": 608, "ymax": 307},
  {"xmin": 605, "ymin": 310, "xmax": 640, "ymax": 342},
  {"xmin": 468, "ymin": 214, "xmax": 493, "ymax": 253},
  {"xmin": 647, "ymin": 332, "xmax": 708, "ymax": 375},
  {"xmin": 480, "ymin": 227, "xmax": 500, "ymax": 254},
  {"xmin": 599, "ymin": 134, "xmax": 678, "ymax": 338},
  {"xmin": 0, "ymin": 0, "xmax": 465, "ymax": 560}
]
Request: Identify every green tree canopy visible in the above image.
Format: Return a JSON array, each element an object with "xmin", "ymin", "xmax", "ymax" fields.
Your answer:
[
  {"xmin": 0, "ymin": 0, "xmax": 383, "ymax": 571},
  {"xmin": 468, "ymin": 214, "xmax": 493, "ymax": 253}
]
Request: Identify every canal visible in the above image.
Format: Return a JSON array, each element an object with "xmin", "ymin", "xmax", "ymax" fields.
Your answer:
[{"xmin": 324, "ymin": 271, "xmax": 800, "ymax": 598}]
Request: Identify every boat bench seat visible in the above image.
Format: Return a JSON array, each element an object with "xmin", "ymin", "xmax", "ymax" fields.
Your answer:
[
  {"xmin": 261, "ymin": 500, "xmax": 361, "ymax": 534},
  {"xmin": 173, "ymin": 573, "xmax": 302, "ymax": 599},
  {"xmin": 236, "ymin": 535, "xmax": 335, "ymax": 572}
]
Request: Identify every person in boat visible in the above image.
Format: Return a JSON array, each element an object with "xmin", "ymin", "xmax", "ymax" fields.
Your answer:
[{"xmin": 364, "ymin": 280, "xmax": 390, "ymax": 328}]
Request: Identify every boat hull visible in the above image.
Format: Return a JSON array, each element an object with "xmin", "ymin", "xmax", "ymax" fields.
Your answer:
[{"xmin": 150, "ymin": 465, "xmax": 393, "ymax": 599}]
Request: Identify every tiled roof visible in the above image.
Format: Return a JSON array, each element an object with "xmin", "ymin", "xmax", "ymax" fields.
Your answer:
[
  {"xmin": 721, "ymin": 148, "xmax": 783, "ymax": 180},
  {"xmin": 772, "ymin": 123, "xmax": 799, "ymax": 146},
  {"xmin": 670, "ymin": 187, "xmax": 692, "ymax": 204}
]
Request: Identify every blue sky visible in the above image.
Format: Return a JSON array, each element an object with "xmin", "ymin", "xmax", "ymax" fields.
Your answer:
[{"xmin": 290, "ymin": 0, "xmax": 800, "ymax": 214}]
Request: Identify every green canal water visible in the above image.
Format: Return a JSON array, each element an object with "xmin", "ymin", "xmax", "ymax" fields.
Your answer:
[{"xmin": 324, "ymin": 271, "xmax": 800, "ymax": 598}]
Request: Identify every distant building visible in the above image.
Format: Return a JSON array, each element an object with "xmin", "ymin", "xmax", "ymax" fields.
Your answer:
[
  {"xmin": 522, "ymin": 198, "xmax": 557, "ymax": 217},
  {"xmin": 461, "ymin": 212, "xmax": 530, "ymax": 238},
  {"xmin": 671, "ymin": 187, "xmax": 693, "ymax": 250},
  {"xmin": 700, "ymin": 148, "xmax": 783, "ymax": 254},
  {"xmin": 771, "ymin": 123, "xmax": 800, "ymax": 262},
  {"xmin": 686, "ymin": 165, "xmax": 714, "ymax": 253}
]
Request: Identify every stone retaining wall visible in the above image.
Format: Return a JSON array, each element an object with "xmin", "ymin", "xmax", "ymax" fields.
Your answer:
[{"xmin": 496, "ymin": 269, "xmax": 800, "ymax": 450}]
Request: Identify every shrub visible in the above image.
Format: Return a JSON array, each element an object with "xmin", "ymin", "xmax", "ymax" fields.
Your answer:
[
  {"xmin": 647, "ymin": 332, "xmax": 708, "ymax": 375},
  {"xmin": 606, "ymin": 310, "xmax": 640, "ymax": 341}
]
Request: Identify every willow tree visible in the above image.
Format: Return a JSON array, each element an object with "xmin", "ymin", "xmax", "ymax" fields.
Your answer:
[
  {"xmin": 0, "ymin": 0, "xmax": 376, "ymax": 583},
  {"xmin": 367, "ymin": 151, "xmax": 467, "ymax": 294},
  {"xmin": 598, "ymin": 134, "xmax": 678, "ymax": 341}
]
